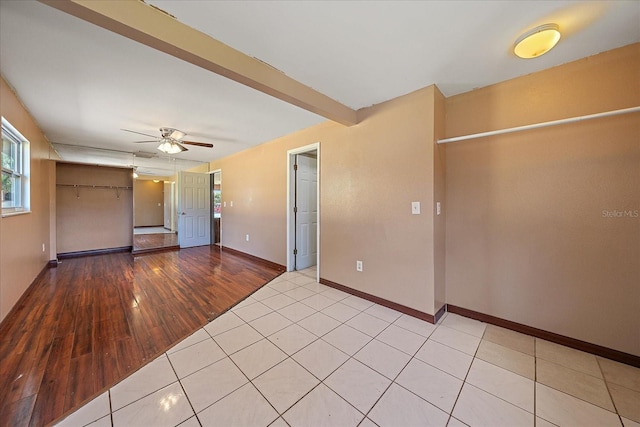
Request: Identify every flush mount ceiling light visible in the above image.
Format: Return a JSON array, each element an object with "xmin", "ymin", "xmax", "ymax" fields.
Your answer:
[{"xmin": 514, "ymin": 23, "xmax": 561, "ymax": 59}]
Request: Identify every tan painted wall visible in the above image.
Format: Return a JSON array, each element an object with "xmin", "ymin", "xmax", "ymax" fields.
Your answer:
[
  {"xmin": 211, "ymin": 86, "xmax": 440, "ymax": 315},
  {"xmin": 56, "ymin": 163, "xmax": 133, "ymax": 254},
  {"xmin": 445, "ymin": 44, "xmax": 640, "ymax": 356},
  {"xmin": 0, "ymin": 77, "xmax": 52, "ymax": 321},
  {"xmin": 134, "ymin": 180, "xmax": 164, "ymax": 227}
]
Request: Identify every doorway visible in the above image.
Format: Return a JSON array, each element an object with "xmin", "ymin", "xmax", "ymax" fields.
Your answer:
[
  {"xmin": 287, "ymin": 143, "xmax": 320, "ymax": 280},
  {"xmin": 132, "ymin": 178, "xmax": 178, "ymax": 253}
]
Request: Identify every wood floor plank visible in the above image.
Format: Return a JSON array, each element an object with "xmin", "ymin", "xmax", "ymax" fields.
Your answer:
[
  {"xmin": 0, "ymin": 394, "xmax": 36, "ymax": 427},
  {"xmin": 64, "ymin": 353, "xmax": 94, "ymax": 412},
  {"xmin": 0, "ymin": 245, "xmax": 283, "ymax": 426},
  {"xmin": 29, "ymin": 333, "xmax": 73, "ymax": 427}
]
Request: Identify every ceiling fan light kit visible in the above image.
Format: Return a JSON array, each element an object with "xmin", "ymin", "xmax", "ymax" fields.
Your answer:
[
  {"xmin": 158, "ymin": 140, "xmax": 186, "ymax": 154},
  {"xmin": 122, "ymin": 127, "xmax": 214, "ymax": 155}
]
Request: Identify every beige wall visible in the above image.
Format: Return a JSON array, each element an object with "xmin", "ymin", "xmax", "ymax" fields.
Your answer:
[
  {"xmin": 211, "ymin": 86, "xmax": 442, "ymax": 315},
  {"xmin": 445, "ymin": 44, "xmax": 640, "ymax": 356},
  {"xmin": 134, "ymin": 179, "xmax": 164, "ymax": 227},
  {"xmin": 56, "ymin": 163, "xmax": 133, "ymax": 254},
  {"xmin": 0, "ymin": 77, "xmax": 52, "ymax": 321}
]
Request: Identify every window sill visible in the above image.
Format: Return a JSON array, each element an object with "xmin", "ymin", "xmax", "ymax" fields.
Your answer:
[{"xmin": 2, "ymin": 209, "xmax": 31, "ymax": 218}]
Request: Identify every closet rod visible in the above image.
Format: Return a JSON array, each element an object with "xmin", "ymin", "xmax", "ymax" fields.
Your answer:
[
  {"xmin": 437, "ymin": 106, "xmax": 640, "ymax": 144},
  {"xmin": 56, "ymin": 184, "xmax": 132, "ymax": 189}
]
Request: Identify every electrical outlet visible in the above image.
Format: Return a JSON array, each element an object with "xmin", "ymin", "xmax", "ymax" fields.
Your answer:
[
  {"xmin": 230, "ymin": 201, "xmax": 234, "ymax": 207},
  {"xmin": 436, "ymin": 202, "xmax": 441, "ymax": 215},
  {"xmin": 246, "ymin": 234, "xmax": 250, "ymax": 242},
  {"xmin": 356, "ymin": 260, "xmax": 363, "ymax": 272},
  {"xmin": 223, "ymin": 201, "xmax": 226, "ymax": 207}
]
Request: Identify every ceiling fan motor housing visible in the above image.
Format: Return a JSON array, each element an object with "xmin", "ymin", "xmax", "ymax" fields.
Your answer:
[{"xmin": 160, "ymin": 127, "xmax": 176, "ymax": 139}]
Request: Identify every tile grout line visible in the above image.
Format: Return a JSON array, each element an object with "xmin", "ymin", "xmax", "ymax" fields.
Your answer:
[
  {"xmin": 596, "ymin": 356, "xmax": 625, "ymax": 427},
  {"xmin": 535, "ymin": 364, "xmax": 622, "ymax": 416},
  {"xmin": 108, "ymin": 389, "xmax": 113, "ymax": 427},
  {"xmin": 165, "ymin": 351, "xmax": 200, "ymax": 426},
  {"xmin": 445, "ymin": 321, "xmax": 485, "ymax": 426}
]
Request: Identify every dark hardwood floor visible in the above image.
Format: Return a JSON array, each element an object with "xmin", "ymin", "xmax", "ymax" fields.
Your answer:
[{"xmin": 0, "ymin": 246, "xmax": 284, "ymax": 427}]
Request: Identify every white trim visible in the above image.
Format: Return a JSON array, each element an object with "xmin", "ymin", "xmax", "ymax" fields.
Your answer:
[
  {"xmin": 437, "ymin": 106, "xmax": 640, "ymax": 144},
  {"xmin": 210, "ymin": 168, "xmax": 222, "ymax": 248},
  {"xmin": 287, "ymin": 142, "xmax": 320, "ymax": 282}
]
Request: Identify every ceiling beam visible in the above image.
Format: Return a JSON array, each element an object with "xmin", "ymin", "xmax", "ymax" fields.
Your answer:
[{"xmin": 39, "ymin": 0, "xmax": 358, "ymax": 126}]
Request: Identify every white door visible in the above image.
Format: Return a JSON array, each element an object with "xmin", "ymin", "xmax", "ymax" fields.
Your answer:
[
  {"xmin": 295, "ymin": 154, "xmax": 318, "ymax": 269},
  {"xmin": 178, "ymin": 171, "xmax": 210, "ymax": 248}
]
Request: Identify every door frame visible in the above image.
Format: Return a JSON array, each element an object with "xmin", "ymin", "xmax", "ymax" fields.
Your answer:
[
  {"xmin": 287, "ymin": 142, "xmax": 320, "ymax": 280},
  {"xmin": 209, "ymin": 168, "xmax": 222, "ymax": 247}
]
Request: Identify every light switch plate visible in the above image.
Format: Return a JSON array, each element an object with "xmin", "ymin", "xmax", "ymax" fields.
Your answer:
[
  {"xmin": 436, "ymin": 202, "xmax": 441, "ymax": 215},
  {"xmin": 411, "ymin": 201, "xmax": 421, "ymax": 215}
]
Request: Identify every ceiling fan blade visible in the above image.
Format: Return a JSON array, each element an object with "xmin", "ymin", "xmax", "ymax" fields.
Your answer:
[
  {"xmin": 132, "ymin": 140, "xmax": 159, "ymax": 143},
  {"xmin": 121, "ymin": 128, "xmax": 159, "ymax": 139},
  {"xmin": 182, "ymin": 140, "xmax": 214, "ymax": 148},
  {"xmin": 177, "ymin": 142, "xmax": 188, "ymax": 152}
]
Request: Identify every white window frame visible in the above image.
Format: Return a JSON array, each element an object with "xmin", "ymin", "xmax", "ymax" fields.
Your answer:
[{"xmin": 2, "ymin": 117, "xmax": 30, "ymax": 216}]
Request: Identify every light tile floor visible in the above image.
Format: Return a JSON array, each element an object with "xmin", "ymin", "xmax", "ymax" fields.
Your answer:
[{"xmin": 56, "ymin": 267, "xmax": 640, "ymax": 427}]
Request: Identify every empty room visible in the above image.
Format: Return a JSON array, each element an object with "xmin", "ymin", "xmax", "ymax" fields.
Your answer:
[{"xmin": 0, "ymin": 1, "xmax": 638, "ymax": 427}]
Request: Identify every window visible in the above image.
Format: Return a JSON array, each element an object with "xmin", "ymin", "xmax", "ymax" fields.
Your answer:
[{"xmin": 2, "ymin": 117, "xmax": 30, "ymax": 215}]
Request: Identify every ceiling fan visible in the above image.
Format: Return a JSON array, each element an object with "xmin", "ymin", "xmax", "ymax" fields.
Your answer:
[{"xmin": 122, "ymin": 127, "xmax": 214, "ymax": 154}]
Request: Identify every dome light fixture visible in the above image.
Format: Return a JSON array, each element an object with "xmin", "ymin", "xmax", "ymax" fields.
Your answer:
[{"xmin": 514, "ymin": 23, "xmax": 561, "ymax": 59}]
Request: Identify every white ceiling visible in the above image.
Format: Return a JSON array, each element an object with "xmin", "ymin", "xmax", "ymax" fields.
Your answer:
[{"xmin": 1, "ymin": 1, "xmax": 638, "ymax": 175}]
